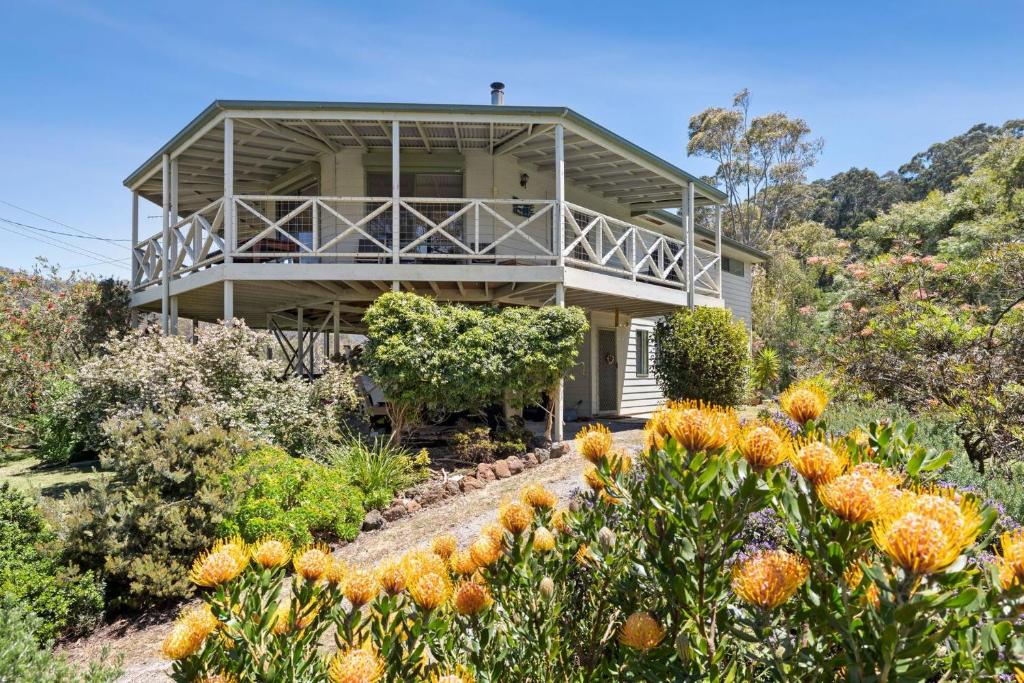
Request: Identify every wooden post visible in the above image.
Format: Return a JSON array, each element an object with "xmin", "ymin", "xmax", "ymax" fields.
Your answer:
[
  {"xmin": 685, "ymin": 182, "xmax": 696, "ymax": 309},
  {"xmin": 391, "ymin": 119, "xmax": 400, "ymax": 267},
  {"xmin": 296, "ymin": 308, "xmax": 305, "ymax": 378},
  {"xmin": 160, "ymin": 154, "xmax": 170, "ymax": 334},
  {"xmin": 554, "ymin": 124, "xmax": 565, "ymax": 266},
  {"xmin": 332, "ymin": 301, "xmax": 341, "ymax": 358},
  {"xmin": 554, "ymin": 283, "xmax": 565, "ymax": 442},
  {"xmin": 130, "ymin": 191, "xmax": 139, "ymax": 290},
  {"xmin": 265, "ymin": 314, "xmax": 273, "ymax": 360},
  {"xmin": 170, "ymin": 296, "xmax": 179, "ymax": 335},
  {"xmin": 223, "ymin": 118, "xmax": 234, "ymax": 326},
  {"xmin": 715, "ymin": 205, "xmax": 723, "ymax": 297},
  {"xmin": 169, "ymin": 158, "xmax": 179, "ymax": 335}
]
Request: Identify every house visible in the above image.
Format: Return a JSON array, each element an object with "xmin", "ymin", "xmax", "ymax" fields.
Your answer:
[{"xmin": 124, "ymin": 85, "xmax": 766, "ymax": 440}]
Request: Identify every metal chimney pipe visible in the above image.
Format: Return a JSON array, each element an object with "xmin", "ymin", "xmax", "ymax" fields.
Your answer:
[{"xmin": 490, "ymin": 82, "xmax": 505, "ymax": 105}]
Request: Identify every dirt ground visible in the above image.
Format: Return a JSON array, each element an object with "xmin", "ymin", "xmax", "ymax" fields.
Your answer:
[{"xmin": 58, "ymin": 422, "xmax": 646, "ymax": 682}]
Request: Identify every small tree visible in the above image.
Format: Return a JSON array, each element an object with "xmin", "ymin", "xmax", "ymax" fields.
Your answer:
[{"xmin": 653, "ymin": 307, "xmax": 750, "ymax": 406}]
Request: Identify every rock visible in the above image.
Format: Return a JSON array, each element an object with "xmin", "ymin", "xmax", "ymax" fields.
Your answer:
[
  {"xmin": 492, "ymin": 459, "xmax": 512, "ymax": 479},
  {"xmin": 416, "ymin": 485, "xmax": 444, "ymax": 506},
  {"xmin": 506, "ymin": 455, "xmax": 525, "ymax": 475},
  {"xmin": 531, "ymin": 435, "xmax": 553, "ymax": 449},
  {"xmin": 404, "ymin": 499, "xmax": 422, "ymax": 514},
  {"xmin": 361, "ymin": 510, "xmax": 385, "ymax": 531},
  {"xmin": 549, "ymin": 441, "xmax": 569, "ymax": 458},
  {"xmin": 525, "ymin": 453, "xmax": 540, "ymax": 468},
  {"xmin": 382, "ymin": 503, "xmax": 407, "ymax": 522},
  {"xmin": 444, "ymin": 480, "xmax": 461, "ymax": 497},
  {"xmin": 534, "ymin": 447, "xmax": 550, "ymax": 463},
  {"xmin": 460, "ymin": 476, "xmax": 484, "ymax": 492},
  {"xmin": 476, "ymin": 463, "xmax": 496, "ymax": 481}
]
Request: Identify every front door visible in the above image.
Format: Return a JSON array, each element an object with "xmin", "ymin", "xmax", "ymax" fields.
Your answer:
[{"xmin": 597, "ymin": 329, "xmax": 618, "ymax": 413}]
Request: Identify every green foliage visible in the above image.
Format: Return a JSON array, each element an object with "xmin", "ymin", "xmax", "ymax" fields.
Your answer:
[
  {"xmin": 0, "ymin": 601, "xmax": 121, "ymax": 683},
  {"xmin": 0, "ymin": 484, "xmax": 104, "ymax": 642},
  {"xmin": 225, "ymin": 446, "xmax": 366, "ymax": 545},
  {"xmin": 35, "ymin": 377, "xmax": 84, "ymax": 464},
  {"xmin": 750, "ymin": 347, "xmax": 781, "ymax": 398},
  {"xmin": 361, "ymin": 293, "xmax": 587, "ymax": 442},
  {"xmin": 59, "ymin": 410, "xmax": 249, "ymax": 609},
  {"xmin": 653, "ymin": 306, "xmax": 750, "ymax": 406},
  {"xmin": 448, "ymin": 423, "xmax": 497, "ymax": 463},
  {"xmin": 326, "ymin": 436, "xmax": 428, "ymax": 511}
]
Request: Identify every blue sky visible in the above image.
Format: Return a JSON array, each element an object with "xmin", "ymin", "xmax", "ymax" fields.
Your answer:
[{"xmin": 1, "ymin": 0, "xmax": 1021, "ymax": 277}]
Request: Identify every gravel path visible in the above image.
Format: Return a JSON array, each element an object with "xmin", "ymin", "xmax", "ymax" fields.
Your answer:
[{"xmin": 61, "ymin": 422, "xmax": 645, "ymax": 682}]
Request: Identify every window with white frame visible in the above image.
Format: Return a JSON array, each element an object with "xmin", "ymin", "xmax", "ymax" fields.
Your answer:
[{"xmin": 635, "ymin": 329, "xmax": 650, "ymax": 377}]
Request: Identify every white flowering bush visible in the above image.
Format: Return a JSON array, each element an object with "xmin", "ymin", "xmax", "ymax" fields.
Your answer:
[{"xmin": 50, "ymin": 321, "xmax": 363, "ymax": 460}]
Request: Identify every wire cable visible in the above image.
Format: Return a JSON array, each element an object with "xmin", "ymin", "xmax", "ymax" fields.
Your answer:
[
  {"xmin": 0, "ymin": 222, "xmax": 129, "ymax": 270},
  {"xmin": 0, "ymin": 199, "xmax": 131, "ymax": 250}
]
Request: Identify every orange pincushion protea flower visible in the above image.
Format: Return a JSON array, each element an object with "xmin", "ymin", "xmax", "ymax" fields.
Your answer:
[
  {"xmin": 271, "ymin": 600, "xmax": 318, "ymax": 635},
  {"xmin": 731, "ymin": 549, "xmax": 809, "ymax": 609},
  {"xmin": 410, "ymin": 572, "xmax": 451, "ymax": 611},
  {"xmin": 328, "ymin": 645, "xmax": 385, "ymax": 683},
  {"xmin": 817, "ymin": 472, "xmax": 881, "ymax": 523},
  {"xmin": 574, "ymin": 543, "xmax": 595, "ymax": 566},
  {"xmin": 448, "ymin": 549, "xmax": 478, "ymax": 576},
  {"xmin": 551, "ymin": 507, "xmax": 572, "ymax": 534},
  {"xmin": 997, "ymin": 528, "xmax": 1024, "ymax": 589},
  {"xmin": 376, "ymin": 557, "xmax": 407, "ymax": 595},
  {"xmin": 482, "ymin": 522, "xmax": 506, "ymax": 545},
  {"xmin": 343, "ymin": 567, "xmax": 381, "ymax": 607},
  {"xmin": 189, "ymin": 537, "xmax": 248, "ymax": 588},
  {"xmin": 520, "ymin": 482, "xmax": 558, "ymax": 509},
  {"xmin": 293, "ymin": 544, "xmax": 332, "ymax": 582},
  {"xmin": 162, "ymin": 604, "xmax": 219, "ymax": 659},
  {"xmin": 197, "ymin": 674, "xmax": 237, "ymax": 683},
  {"xmin": 498, "ymin": 500, "xmax": 534, "ymax": 535},
  {"xmin": 656, "ymin": 401, "xmax": 739, "ymax": 453},
  {"xmin": 779, "ymin": 380, "xmax": 829, "ymax": 425},
  {"xmin": 251, "ymin": 538, "xmax": 291, "ymax": 569},
  {"xmin": 469, "ymin": 535, "xmax": 502, "ymax": 568},
  {"xmin": 791, "ymin": 438, "xmax": 849, "ymax": 485},
  {"xmin": 400, "ymin": 549, "xmax": 447, "ymax": 586},
  {"xmin": 848, "ymin": 462, "xmax": 903, "ymax": 491},
  {"xmin": 430, "ymin": 534, "xmax": 457, "ymax": 560},
  {"xmin": 618, "ymin": 612, "xmax": 665, "ymax": 651},
  {"xmin": 452, "ymin": 579, "xmax": 492, "ymax": 616},
  {"xmin": 326, "ymin": 556, "xmax": 349, "ymax": 586},
  {"xmin": 532, "ymin": 526, "xmax": 556, "ymax": 553},
  {"xmin": 576, "ymin": 423, "xmax": 613, "ymax": 463},
  {"xmin": 427, "ymin": 667, "xmax": 475, "ymax": 683},
  {"xmin": 583, "ymin": 464, "xmax": 605, "ymax": 492},
  {"xmin": 736, "ymin": 422, "xmax": 791, "ymax": 471}
]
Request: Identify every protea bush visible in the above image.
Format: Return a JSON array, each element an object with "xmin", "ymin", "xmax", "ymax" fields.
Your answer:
[{"xmin": 166, "ymin": 382, "xmax": 1024, "ymax": 681}]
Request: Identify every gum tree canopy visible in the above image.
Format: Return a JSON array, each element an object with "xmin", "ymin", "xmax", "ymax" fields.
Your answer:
[{"xmin": 361, "ymin": 293, "xmax": 588, "ymax": 443}]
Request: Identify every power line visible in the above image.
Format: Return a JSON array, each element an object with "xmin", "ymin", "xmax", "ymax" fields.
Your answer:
[
  {"xmin": 0, "ymin": 198, "xmax": 130, "ymax": 251},
  {"xmin": 0, "ymin": 221, "xmax": 128, "ymax": 270},
  {"xmin": 0, "ymin": 216, "xmax": 131, "ymax": 242}
]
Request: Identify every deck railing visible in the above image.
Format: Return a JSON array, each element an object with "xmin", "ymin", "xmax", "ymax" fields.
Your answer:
[{"xmin": 133, "ymin": 195, "xmax": 721, "ymax": 297}]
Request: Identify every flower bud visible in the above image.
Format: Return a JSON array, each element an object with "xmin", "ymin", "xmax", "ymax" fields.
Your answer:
[
  {"xmin": 598, "ymin": 526, "xmax": 616, "ymax": 552},
  {"xmin": 539, "ymin": 576, "xmax": 555, "ymax": 601}
]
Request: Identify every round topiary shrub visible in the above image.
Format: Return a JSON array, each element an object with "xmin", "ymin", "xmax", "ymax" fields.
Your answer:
[{"xmin": 653, "ymin": 306, "xmax": 750, "ymax": 406}]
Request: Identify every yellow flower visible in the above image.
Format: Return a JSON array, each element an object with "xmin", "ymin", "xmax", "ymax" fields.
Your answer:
[
  {"xmin": 469, "ymin": 535, "xmax": 502, "ymax": 568},
  {"xmin": 448, "ymin": 549, "xmax": 478, "ymax": 576},
  {"xmin": 736, "ymin": 422, "xmax": 791, "ymax": 471},
  {"xmin": 189, "ymin": 537, "xmax": 248, "ymax": 588},
  {"xmin": 482, "ymin": 522, "xmax": 506, "ymax": 545},
  {"xmin": 328, "ymin": 645, "xmax": 385, "ymax": 683},
  {"xmin": 271, "ymin": 600, "xmax": 318, "ymax": 635},
  {"xmin": 657, "ymin": 401, "xmax": 739, "ymax": 452},
  {"xmin": 293, "ymin": 544, "xmax": 332, "ymax": 583},
  {"xmin": 427, "ymin": 667, "xmax": 475, "ymax": 683},
  {"xmin": 520, "ymin": 483, "xmax": 557, "ymax": 509},
  {"xmin": 731, "ymin": 549, "xmax": 809, "ymax": 609},
  {"xmin": 609, "ymin": 449, "xmax": 633, "ymax": 477},
  {"xmin": 400, "ymin": 549, "xmax": 447, "ymax": 587},
  {"xmin": 997, "ymin": 528, "xmax": 1024, "ymax": 589},
  {"xmin": 430, "ymin": 534, "xmax": 458, "ymax": 560},
  {"xmin": 779, "ymin": 380, "xmax": 829, "ymax": 425},
  {"xmin": 618, "ymin": 612, "xmax": 665, "ymax": 651},
  {"xmin": 576, "ymin": 423, "xmax": 613, "ymax": 463},
  {"xmin": 817, "ymin": 472, "xmax": 880, "ymax": 523},
  {"xmin": 161, "ymin": 604, "xmax": 218, "ymax": 660},
  {"xmin": 791, "ymin": 438, "xmax": 848, "ymax": 485},
  {"xmin": 343, "ymin": 568, "xmax": 381, "ymax": 607},
  {"xmin": 498, "ymin": 500, "xmax": 534, "ymax": 535},
  {"xmin": 583, "ymin": 464, "xmax": 605, "ymax": 492},
  {"xmin": 376, "ymin": 557, "xmax": 407, "ymax": 595},
  {"xmin": 197, "ymin": 673, "xmax": 237, "ymax": 683},
  {"xmin": 843, "ymin": 561, "xmax": 864, "ymax": 590},
  {"xmin": 326, "ymin": 556, "xmax": 349, "ymax": 586},
  {"xmin": 574, "ymin": 544, "xmax": 594, "ymax": 566},
  {"xmin": 551, "ymin": 507, "xmax": 572, "ymax": 534},
  {"xmin": 452, "ymin": 579, "xmax": 492, "ymax": 616},
  {"xmin": 250, "ymin": 538, "xmax": 291, "ymax": 569},
  {"xmin": 409, "ymin": 571, "xmax": 450, "ymax": 611},
  {"xmin": 848, "ymin": 462, "xmax": 903, "ymax": 490},
  {"xmin": 532, "ymin": 527, "xmax": 556, "ymax": 553}
]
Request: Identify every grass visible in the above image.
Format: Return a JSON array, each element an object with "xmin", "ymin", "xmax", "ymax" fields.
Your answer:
[{"xmin": 0, "ymin": 454, "xmax": 103, "ymax": 498}]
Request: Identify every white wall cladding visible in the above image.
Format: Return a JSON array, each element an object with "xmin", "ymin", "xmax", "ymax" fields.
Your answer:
[
  {"xmin": 620, "ymin": 317, "xmax": 662, "ymax": 418},
  {"xmin": 721, "ymin": 269, "xmax": 753, "ymax": 329}
]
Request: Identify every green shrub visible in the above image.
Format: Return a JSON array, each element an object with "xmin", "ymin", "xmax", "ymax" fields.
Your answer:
[
  {"xmin": 225, "ymin": 446, "xmax": 366, "ymax": 545},
  {"xmin": 58, "ymin": 410, "xmax": 248, "ymax": 609},
  {"xmin": 449, "ymin": 423, "xmax": 497, "ymax": 463},
  {"xmin": 34, "ymin": 377, "xmax": 84, "ymax": 464},
  {"xmin": 0, "ymin": 484, "xmax": 104, "ymax": 642},
  {"xmin": 327, "ymin": 436, "xmax": 429, "ymax": 510},
  {"xmin": 0, "ymin": 600, "xmax": 121, "ymax": 683},
  {"xmin": 653, "ymin": 306, "xmax": 750, "ymax": 406}
]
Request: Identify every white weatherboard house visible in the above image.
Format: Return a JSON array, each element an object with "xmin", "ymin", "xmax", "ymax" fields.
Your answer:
[{"xmin": 125, "ymin": 86, "xmax": 765, "ymax": 440}]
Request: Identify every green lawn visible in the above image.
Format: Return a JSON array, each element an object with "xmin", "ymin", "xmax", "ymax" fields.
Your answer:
[{"xmin": 0, "ymin": 454, "xmax": 104, "ymax": 498}]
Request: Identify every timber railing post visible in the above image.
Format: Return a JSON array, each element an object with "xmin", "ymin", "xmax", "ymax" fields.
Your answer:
[
  {"xmin": 160, "ymin": 153, "xmax": 170, "ymax": 334},
  {"xmin": 715, "ymin": 204, "xmax": 723, "ymax": 297},
  {"xmin": 685, "ymin": 182, "xmax": 696, "ymax": 309},
  {"xmin": 391, "ymin": 119, "xmax": 400, "ymax": 291},
  {"xmin": 223, "ymin": 117, "xmax": 234, "ymax": 325},
  {"xmin": 554, "ymin": 124, "xmax": 565, "ymax": 267}
]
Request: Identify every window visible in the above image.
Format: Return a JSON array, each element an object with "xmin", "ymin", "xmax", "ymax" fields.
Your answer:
[
  {"xmin": 722, "ymin": 256, "xmax": 745, "ymax": 277},
  {"xmin": 366, "ymin": 171, "xmax": 464, "ymax": 251},
  {"xmin": 635, "ymin": 330, "xmax": 650, "ymax": 377}
]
